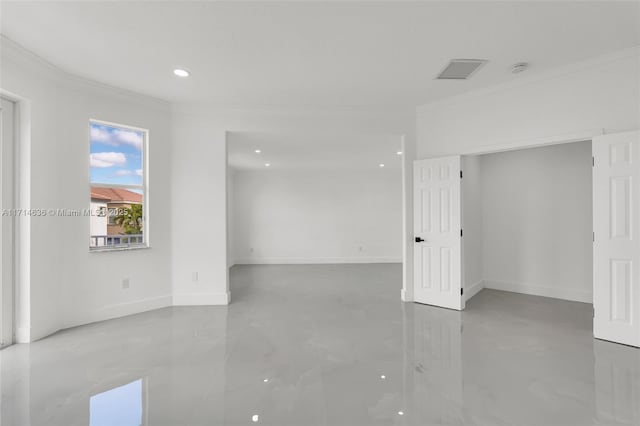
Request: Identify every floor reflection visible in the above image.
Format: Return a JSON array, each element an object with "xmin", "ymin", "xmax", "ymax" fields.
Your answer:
[
  {"xmin": 594, "ymin": 339, "xmax": 640, "ymax": 424},
  {"xmin": 90, "ymin": 379, "xmax": 144, "ymax": 426},
  {"xmin": 460, "ymin": 290, "xmax": 599, "ymax": 426},
  {"xmin": 0, "ymin": 264, "xmax": 639, "ymax": 426},
  {"xmin": 409, "ymin": 305, "xmax": 464, "ymax": 425}
]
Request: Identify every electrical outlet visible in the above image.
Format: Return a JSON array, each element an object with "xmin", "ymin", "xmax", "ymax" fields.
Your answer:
[
  {"xmin": 359, "ymin": 246, "xmax": 364, "ymax": 252},
  {"xmin": 192, "ymin": 272, "xmax": 199, "ymax": 282},
  {"xmin": 122, "ymin": 278, "xmax": 130, "ymax": 289}
]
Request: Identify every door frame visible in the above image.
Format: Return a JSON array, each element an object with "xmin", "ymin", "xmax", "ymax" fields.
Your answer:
[
  {"xmin": 0, "ymin": 89, "xmax": 31, "ymax": 344},
  {"xmin": 224, "ymin": 131, "xmax": 412, "ymax": 304},
  {"xmin": 1, "ymin": 96, "xmax": 16, "ymax": 348},
  {"xmin": 413, "ymin": 129, "xmax": 603, "ymax": 312},
  {"xmin": 457, "ymin": 130, "xmax": 603, "ymax": 157}
]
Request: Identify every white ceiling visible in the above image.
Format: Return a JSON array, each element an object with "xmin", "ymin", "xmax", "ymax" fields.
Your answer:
[
  {"xmin": 228, "ymin": 132, "xmax": 403, "ymax": 171},
  {"xmin": 1, "ymin": 1, "xmax": 638, "ymax": 108}
]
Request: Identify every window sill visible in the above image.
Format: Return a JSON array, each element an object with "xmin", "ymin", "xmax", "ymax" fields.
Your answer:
[{"xmin": 89, "ymin": 245, "xmax": 150, "ymax": 253}]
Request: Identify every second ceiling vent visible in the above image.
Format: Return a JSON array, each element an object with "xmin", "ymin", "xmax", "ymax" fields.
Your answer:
[{"xmin": 436, "ymin": 59, "xmax": 488, "ymax": 80}]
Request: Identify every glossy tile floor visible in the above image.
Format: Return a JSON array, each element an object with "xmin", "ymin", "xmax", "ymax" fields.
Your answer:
[{"xmin": 2, "ymin": 264, "xmax": 639, "ymax": 425}]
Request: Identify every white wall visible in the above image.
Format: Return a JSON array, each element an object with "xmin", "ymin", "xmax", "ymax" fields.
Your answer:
[
  {"xmin": 231, "ymin": 169, "xmax": 402, "ymax": 264},
  {"xmin": 417, "ymin": 48, "xmax": 640, "ymax": 158},
  {"xmin": 1, "ymin": 38, "xmax": 173, "ymax": 341},
  {"xmin": 171, "ymin": 106, "xmax": 415, "ymax": 305},
  {"xmin": 478, "ymin": 142, "xmax": 593, "ymax": 303},
  {"xmin": 227, "ymin": 168, "xmax": 236, "ymax": 267},
  {"xmin": 461, "ymin": 155, "xmax": 483, "ymax": 300}
]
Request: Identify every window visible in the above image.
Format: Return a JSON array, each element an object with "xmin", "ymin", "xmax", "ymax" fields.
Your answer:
[
  {"xmin": 89, "ymin": 120, "xmax": 147, "ymax": 250},
  {"xmin": 107, "ymin": 208, "xmax": 117, "ymax": 225}
]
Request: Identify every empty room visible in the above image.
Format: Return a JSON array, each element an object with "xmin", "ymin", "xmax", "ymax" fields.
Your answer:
[{"xmin": 0, "ymin": 1, "xmax": 639, "ymax": 426}]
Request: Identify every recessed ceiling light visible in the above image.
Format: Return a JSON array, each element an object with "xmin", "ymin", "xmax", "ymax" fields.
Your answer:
[
  {"xmin": 173, "ymin": 68, "xmax": 190, "ymax": 77},
  {"xmin": 379, "ymin": 163, "xmax": 385, "ymax": 168},
  {"xmin": 380, "ymin": 375, "xmax": 386, "ymax": 379},
  {"xmin": 396, "ymin": 151, "xmax": 403, "ymax": 155},
  {"xmin": 252, "ymin": 414, "xmax": 259, "ymax": 422},
  {"xmin": 255, "ymin": 149, "xmax": 262, "ymax": 154},
  {"xmin": 263, "ymin": 378, "xmax": 269, "ymax": 383},
  {"xmin": 265, "ymin": 163, "xmax": 271, "ymax": 167},
  {"xmin": 398, "ymin": 411, "xmax": 404, "ymax": 416}
]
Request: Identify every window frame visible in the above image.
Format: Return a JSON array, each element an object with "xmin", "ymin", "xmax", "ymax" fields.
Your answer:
[{"xmin": 89, "ymin": 119, "xmax": 149, "ymax": 252}]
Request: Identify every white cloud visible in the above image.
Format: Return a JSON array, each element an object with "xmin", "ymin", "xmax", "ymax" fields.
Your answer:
[
  {"xmin": 114, "ymin": 170, "xmax": 133, "ymax": 176},
  {"xmin": 90, "ymin": 126, "xmax": 111, "ymax": 143},
  {"xmin": 113, "ymin": 169, "xmax": 143, "ymax": 177},
  {"xmin": 113, "ymin": 129, "xmax": 143, "ymax": 150},
  {"xmin": 90, "ymin": 152, "xmax": 127, "ymax": 168},
  {"xmin": 91, "ymin": 124, "xmax": 143, "ymax": 150}
]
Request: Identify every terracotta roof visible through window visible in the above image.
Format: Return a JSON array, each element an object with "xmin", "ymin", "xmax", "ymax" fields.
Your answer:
[
  {"xmin": 90, "ymin": 191, "xmax": 111, "ymax": 201},
  {"xmin": 90, "ymin": 187, "xmax": 142, "ymax": 203}
]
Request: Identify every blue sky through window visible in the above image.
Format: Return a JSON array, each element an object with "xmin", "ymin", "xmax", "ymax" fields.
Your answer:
[{"xmin": 90, "ymin": 122, "xmax": 143, "ymax": 186}]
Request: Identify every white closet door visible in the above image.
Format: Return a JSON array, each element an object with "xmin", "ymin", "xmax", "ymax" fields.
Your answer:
[
  {"xmin": 413, "ymin": 156, "xmax": 463, "ymax": 310},
  {"xmin": 593, "ymin": 131, "xmax": 640, "ymax": 347}
]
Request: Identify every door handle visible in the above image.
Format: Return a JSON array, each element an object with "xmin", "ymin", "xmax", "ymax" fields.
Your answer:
[{"xmin": 415, "ymin": 237, "xmax": 425, "ymax": 243}]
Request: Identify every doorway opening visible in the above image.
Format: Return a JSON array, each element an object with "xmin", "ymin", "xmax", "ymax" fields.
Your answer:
[
  {"xmin": 414, "ymin": 140, "xmax": 593, "ymax": 311},
  {"xmin": 226, "ymin": 131, "xmax": 406, "ymax": 302},
  {"xmin": 461, "ymin": 140, "xmax": 593, "ymax": 306},
  {"xmin": 412, "ymin": 140, "xmax": 593, "ymax": 310}
]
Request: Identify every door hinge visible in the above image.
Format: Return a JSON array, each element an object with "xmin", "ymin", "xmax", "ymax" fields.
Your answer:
[
  {"xmin": 592, "ymin": 156, "xmax": 595, "ymax": 167},
  {"xmin": 461, "ymin": 288, "xmax": 464, "ymax": 296},
  {"xmin": 460, "ymin": 229, "xmax": 463, "ymax": 237},
  {"xmin": 593, "ymin": 232, "xmax": 595, "ymax": 242},
  {"xmin": 460, "ymin": 170, "xmax": 463, "ymax": 179}
]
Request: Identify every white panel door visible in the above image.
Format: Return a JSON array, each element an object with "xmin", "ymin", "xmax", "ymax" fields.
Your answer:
[
  {"xmin": 413, "ymin": 156, "xmax": 463, "ymax": 310},
  {"xmin": 593, "ymin": 131, "xmax": 640, "ymax": 347},
  {"xmin": 0, "ymin": 98, "xmax": 15, "ymax": 348}
]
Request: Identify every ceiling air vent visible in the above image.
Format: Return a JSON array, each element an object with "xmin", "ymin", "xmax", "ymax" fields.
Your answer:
[{"xmin": 436, "ymin": 59, "xmax": 488, "ymax": 80}]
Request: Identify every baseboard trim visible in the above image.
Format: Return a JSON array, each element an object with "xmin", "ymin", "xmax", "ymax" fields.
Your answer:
[
  {"xmin": 27, "ymin": 292, "xmax": 230, "ymax": 342},
  {"xmin": 173, "ymin": 292, "xmax": 230, "ymax": 306},
  {"xmin": 401, "ymin": 288, "xmax": 413, "ymax": 302},
  {"xmin": 90, "ymin": 294, "xmax": 172, "ymax": 322},
  {"xmin": 61, "ymin": 294, "xmax": 173, "ymax": 334},
  {"xmin": 235, "ymin": 257, "xmax": 402, "ymax": 265},
  {"xmin": 483, "ymin": 280, "xmax": 592, "ymax": 303},
  {"xmin": 465, "ymin": 280, "xmax": 484, "ymax": 302}
]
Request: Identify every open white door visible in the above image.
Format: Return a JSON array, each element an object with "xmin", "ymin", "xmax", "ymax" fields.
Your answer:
[
  {"xmin": 593, "ymin": 131, "xmax": 640, "ymax": 348},
  {"xmin": 413, "ymin": 156, "xmax": 463, "ymax": 310}
]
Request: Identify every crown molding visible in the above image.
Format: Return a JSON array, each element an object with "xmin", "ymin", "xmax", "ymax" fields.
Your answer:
[{"xmin": 1, "ymin": 34, "xmax": 171, "ymax": 112}]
